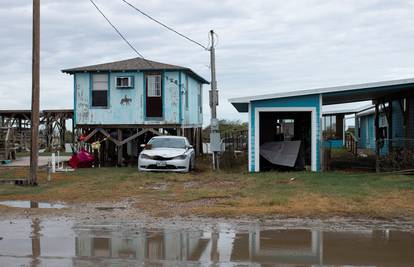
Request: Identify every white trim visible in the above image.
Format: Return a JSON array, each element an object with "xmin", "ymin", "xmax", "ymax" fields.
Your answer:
[
  {"xmin": 319, "ymin": 94, "xmax": 322, "ymax": 119},
  {"xmin": 322, "ymin": 104, "xmax": 373, "ymax": 116},
  {"xmin": 254, "ymin": 107, "xmax": 317, "ymax": 172},
  {"xmin": 229, "ymin": 78, "xmax": 414, "ymax": 104},
  {"xmin": 248, "ymin": 103, "xmax": 252, "ymax": 172}
]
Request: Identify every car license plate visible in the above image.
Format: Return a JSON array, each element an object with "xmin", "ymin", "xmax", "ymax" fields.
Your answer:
[{"xmin": 156, "ymin": 161, "xmax": 166, "ymax": 167}]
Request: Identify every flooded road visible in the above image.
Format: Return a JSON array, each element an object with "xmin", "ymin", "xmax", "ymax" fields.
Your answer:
[
  {"xmin": 0, "ymin": 201, "xmax": 66, "ymax": 209},
  {"xmin": 0, "ymin": 218, "xmax": 413, "ymax": 267}
]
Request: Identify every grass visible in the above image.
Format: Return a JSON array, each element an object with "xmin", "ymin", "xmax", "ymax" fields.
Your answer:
[{"xmin": 0, "ymin": 156, "xmax": 413, "ymax": 219}]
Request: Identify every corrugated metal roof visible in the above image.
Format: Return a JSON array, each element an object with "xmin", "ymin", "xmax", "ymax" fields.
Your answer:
[
  {"xmin": 230, "ymin": 78, "xmax": 414, "ymax": 112},
  {"xmin": 62, "ymin": 57, "xmax": 209, "ymax": 84},
  {"xmin": 230, "ymin": 78, "xmax": 414, "ymax": 103}
]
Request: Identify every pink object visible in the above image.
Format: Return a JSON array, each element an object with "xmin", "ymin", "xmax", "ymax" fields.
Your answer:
[{"xmin": 68, "ymin": 148, "xmax": 95, "ymax": 168}]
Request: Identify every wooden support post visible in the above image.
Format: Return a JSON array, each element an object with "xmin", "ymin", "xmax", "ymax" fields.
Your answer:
[
  {"xmin": 195, "ymin": 127, "xmax": 201, "ymax": 155},
  {"xmin": 60, "ymin": 117, "xmax": 66, "ymax": 150},
  {"xmin": 45, "ymin": 115, "xmax": 50, "ymax": 150},
  {"xmin": 29, "ymin": 0, "xmax": 40, "ymax": 186},
  {"xmin": 117, "ymin": 128, "xmax": 122, "ymax": 166},
  {"xmin": 199, "ymin": 127, "xmax": 203, "ymax": 154},
  {"xmin": 72, "ymin": 117, "xmax": 75, "ymax": 148},
  {"xmin": 375, "ymin": 103, "xmax": 380, "ymax": 172}
]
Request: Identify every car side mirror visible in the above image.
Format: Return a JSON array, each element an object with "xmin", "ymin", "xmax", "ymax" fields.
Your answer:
[
  {"xmin": 140, "ymin": 144, "xmax": 146, "ymax": 148},
  {"xmin": 187, "ymin": 145, "xmax": 193, "ymax": 149}
]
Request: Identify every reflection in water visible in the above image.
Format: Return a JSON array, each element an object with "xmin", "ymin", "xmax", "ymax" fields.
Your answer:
[
  {"xmin": 0, "ymin": 219, "xmax": 413, "ymax": 267},
  {"xmin": 72, "ymin": 224, "xmax": 414, "ymax": 266},
  {"xmin": 0, "ymin": 200, "xmax": 66, "ymax": 209},
  {"xmin": 31, "ymin": 218, "xmax": 41, "ymax": 267}
]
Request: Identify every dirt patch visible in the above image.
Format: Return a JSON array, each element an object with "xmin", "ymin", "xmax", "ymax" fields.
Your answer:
[
  {"xmin": 144, "ymin": 182, "xmax": 169, "ymax": 191},
  {"xmin": 1, "ymin": 160, "xmax": 414, "ymax": 219},
  {"xmin": 183, "ymin": 180, "xmax": 202, "ymax": 189}
]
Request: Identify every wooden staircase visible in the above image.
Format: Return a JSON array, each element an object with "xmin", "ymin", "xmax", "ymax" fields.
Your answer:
[{"xmin": 0, "ymin": 127, "xmax": 16, "ymax": 161}]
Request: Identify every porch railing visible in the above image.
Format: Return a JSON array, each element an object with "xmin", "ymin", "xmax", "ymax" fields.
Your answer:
[
  {"xmin": 221, "ymin": 130, "xmax": 248, "ymax": 153},
  {"xmin": 345, "ymin": 132, "xmax": 358, "ymax": 156}
]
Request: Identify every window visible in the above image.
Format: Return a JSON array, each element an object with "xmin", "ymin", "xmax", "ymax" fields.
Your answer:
[
  {"xmin": 185, "ymin": 75, "xmax": 189, "ymax": 110},
  {"xmin": 147, "ymin": 75, "xmax": 161, "ymax": 97},
  {"xmin": 92, "ymin": 74, "xmax": 108, "ymax": 107},
  {"xmin": 149, "ymin": 137, "xmax": 186, "ymax": 149},
  {"xmin": 116, "ymin": 76, "xmax": 133, "ymax": 88}
]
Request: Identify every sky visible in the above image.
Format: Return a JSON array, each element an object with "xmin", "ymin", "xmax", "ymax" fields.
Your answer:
[{"xmin": 1, "ymin": 0, "xmax": 414, "ymax": 126}]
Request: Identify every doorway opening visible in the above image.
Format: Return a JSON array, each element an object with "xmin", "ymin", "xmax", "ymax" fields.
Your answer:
[{"xmin": 258, "ymin": 111, "xmax": 313, "ymax": 171}]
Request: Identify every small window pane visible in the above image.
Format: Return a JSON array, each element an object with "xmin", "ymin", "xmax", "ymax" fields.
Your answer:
[
  {"xmin": 93, "ymin": 74, "xmax": 108, "ymax": 82},
  {"xmin": 93, "ymin": 82, "xmax": 107, "ymax": 91},
  {"xmin": 147, "ymin": 75, "xmax": 161, "ymax": 97},
  {"xmin": 92, "ymin": 74, "xmax": 108, "ymax": 107},
  {"xmin": 92, "ymin": 74, "xmax": 108, "ymax": 91},
  {"xmin": 92, "ymin": 91, "xmax": 107, "ymax": 107},
  {"xmin": 117, "ymin": 77, "xmax": 131, "ymax": 87}
]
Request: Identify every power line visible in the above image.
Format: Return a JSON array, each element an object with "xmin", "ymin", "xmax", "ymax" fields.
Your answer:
[
  {"xmin": 121, "ymin": 0, "xmax": 209, "ymax": 50},
  {"xmin": 89, "ymin": 0, "xmax": 153, "ymax": 68}
]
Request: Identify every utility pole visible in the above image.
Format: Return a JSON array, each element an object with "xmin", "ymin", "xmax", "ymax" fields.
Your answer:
[
  {"xmin": 30, "ymin": 0, "xmax": 40, "ymax": 185},
  {"xmin": 209, "ymin": 30, "xmax": 220, "ymax": 170}
]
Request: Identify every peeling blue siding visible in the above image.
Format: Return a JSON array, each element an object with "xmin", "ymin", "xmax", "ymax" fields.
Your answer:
[
  {"xmin": 188, "ymin": 75, "xmax": 203, "ymax": 125},
  {"xmin": 392, "ymin": 100, "xmax": 404, "ymax": 142},
  {"xmin": 358, "ymin": 114, "xmax": 375, "ymax": 151},
  {"xmin": 74, "ymin": 71, "xmax": 202, "ymax": 126}
]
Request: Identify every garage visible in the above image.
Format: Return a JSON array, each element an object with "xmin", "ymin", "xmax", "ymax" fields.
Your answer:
[
  {"xmin": 231, "ymin": 93, "xmax": 321, "ymax": 172},
  {"xmin": 258, "ymin": 110, "xmax": 313, "ymax": 170},
  {"xmin": 230, "ymin": 78, "xmax": 414, "ymax": 173}
]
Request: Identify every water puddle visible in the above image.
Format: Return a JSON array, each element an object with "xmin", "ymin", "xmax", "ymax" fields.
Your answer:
[
  {"xmin": 0, "ymin": 219, "xmax": 413, "ymax": 266},
  {"xmin": 0, "ymin": 200, "xmax": 66, "ymax": 209}
]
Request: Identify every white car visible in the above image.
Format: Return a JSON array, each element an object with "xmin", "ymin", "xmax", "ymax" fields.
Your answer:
[{"xmin": 138, "ymin": 136, "xmax": 195, "ymax": 172}]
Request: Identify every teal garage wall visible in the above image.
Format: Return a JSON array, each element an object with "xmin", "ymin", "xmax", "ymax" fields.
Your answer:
[{"xmin": 249, "ymin": 94, "xmax": 321, "ymax": 172}]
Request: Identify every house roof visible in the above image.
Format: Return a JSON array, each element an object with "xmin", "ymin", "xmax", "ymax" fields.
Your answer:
[
  {"xmin": 62, "ymin": 57, "xmax": 209, "ymax": 84},
  {"xmin": 230, "ymin": 78, "xmax": 414, "ymax": 112},
  {"xmin": 322, "ymin": 104, "xmax": 373, "ymax": 116}
]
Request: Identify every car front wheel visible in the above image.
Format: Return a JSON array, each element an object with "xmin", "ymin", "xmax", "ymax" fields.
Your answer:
[{"xmin": 188, "ymin": 159, "xmax": 193, "ymax": 172}]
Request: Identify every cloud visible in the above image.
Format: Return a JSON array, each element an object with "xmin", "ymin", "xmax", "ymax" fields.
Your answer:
[{"xmin": 0, "ymin": 0, "xmax": 413, "ymax": 124}]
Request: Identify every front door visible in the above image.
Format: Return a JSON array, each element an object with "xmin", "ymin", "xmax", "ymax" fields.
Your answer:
[{"xmin": 145, "ymin": 73, "xmax": 163, "ymax": 118}]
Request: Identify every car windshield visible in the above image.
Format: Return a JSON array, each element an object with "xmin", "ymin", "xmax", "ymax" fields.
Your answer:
[{"xmin": 149, "ymin": 138, "xmax": 186, "ymax": 149}]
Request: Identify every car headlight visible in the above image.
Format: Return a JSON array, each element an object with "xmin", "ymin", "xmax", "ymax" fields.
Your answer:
[
  {"xmin": 173, "ymin": 154, "xmax": 187, "ymax": 160},
  {"xmin": 140, "ymin": 154, "xmax": 152, "ymax": 160}
]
